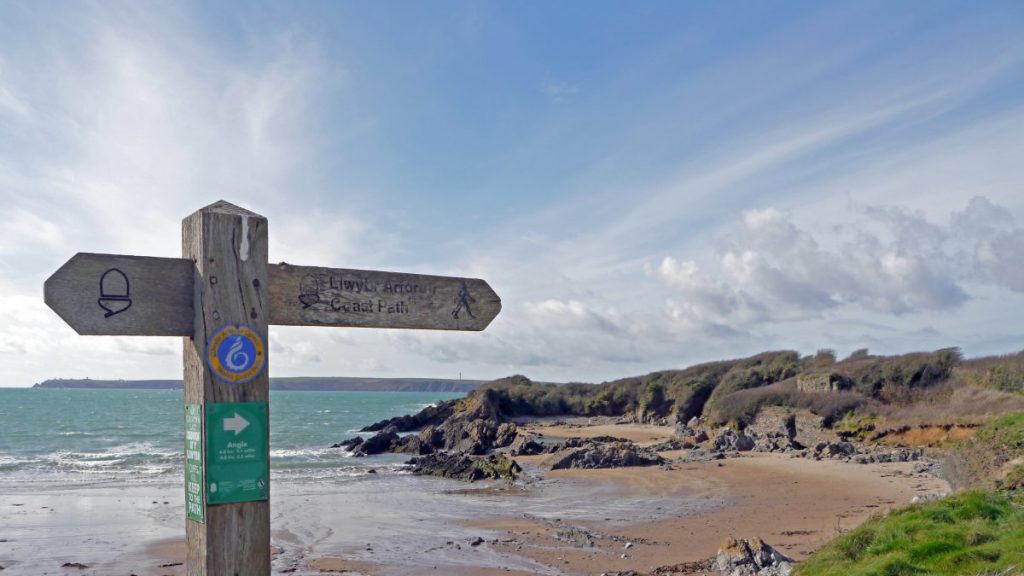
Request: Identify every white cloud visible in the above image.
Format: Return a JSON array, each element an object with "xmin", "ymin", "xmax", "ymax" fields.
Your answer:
[
  {"xmin": 523, "ymin": 299, "xmax": 626, "ymax": 335},
  {"xmin": 652, "ymin": 197, "xmax": 1023, "ymax": 331}
]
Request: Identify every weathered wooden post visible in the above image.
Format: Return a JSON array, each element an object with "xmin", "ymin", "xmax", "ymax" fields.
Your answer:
[
  {"xmin": 182, "ymin": 201, "xmax": 270, "ymax": 575},
  {"xmin": 43, "ymin": 199, "xmax": 501, "ymax": 576}
]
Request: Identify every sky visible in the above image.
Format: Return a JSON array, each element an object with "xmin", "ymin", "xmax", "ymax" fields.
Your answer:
[{"xmin": 2, "ymin": 1, "xmax": 1024, "ymax": 387}]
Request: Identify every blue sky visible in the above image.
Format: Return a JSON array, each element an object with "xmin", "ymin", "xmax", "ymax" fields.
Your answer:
[{"xmin": 2, "ymin": 1, "xmax": 1024, "ymax": 386}]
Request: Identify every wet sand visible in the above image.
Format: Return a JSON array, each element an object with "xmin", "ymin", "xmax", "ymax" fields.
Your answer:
[{"xmin": 0, "ymin": 423, "xmax": 948, "ymax": 575}]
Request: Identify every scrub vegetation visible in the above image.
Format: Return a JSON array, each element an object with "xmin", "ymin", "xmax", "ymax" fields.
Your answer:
[{"xmin": 477, "ymin": 347, "xmax": 1024, "ymax": 431}]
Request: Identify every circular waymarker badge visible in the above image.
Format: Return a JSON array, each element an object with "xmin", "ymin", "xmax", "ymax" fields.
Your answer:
[{"xmin": 207, "ymin": 324, "xmax": 266, "ymax": 384}]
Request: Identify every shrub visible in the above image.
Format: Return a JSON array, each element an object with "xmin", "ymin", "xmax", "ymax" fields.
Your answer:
[
  {"xmin": 709, "ymin": 380, "xmax": 870, "ymax": 427},
  {"xmin": 956, "ymin": 350, "xmax": 1024, "ymax": 393},
  {"xmin": 704, "ymin": 351, "xmax": 801, "ymax": 410}
]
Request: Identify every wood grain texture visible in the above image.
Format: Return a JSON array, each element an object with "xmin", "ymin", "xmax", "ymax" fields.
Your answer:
[
  {"xmin": 267, "ymin": 263, "xmax": 501, "ymax": 331},
  {"xmin": 183, "ymin": 201, "xmax": 270, "ymax": 576},
  {"xmin": 43, "ymin": 253, "xmax": 193, "ymax": 336}
]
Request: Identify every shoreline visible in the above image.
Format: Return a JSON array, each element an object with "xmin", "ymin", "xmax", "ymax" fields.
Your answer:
[{"xmin": 0, "ymin": 423, "xmax": 949, "ymax": 575}]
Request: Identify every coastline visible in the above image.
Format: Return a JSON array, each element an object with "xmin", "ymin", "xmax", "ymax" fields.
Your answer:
[{"xmin": 0, "ymin": 423, "xmax": 948, "ymax": 576}]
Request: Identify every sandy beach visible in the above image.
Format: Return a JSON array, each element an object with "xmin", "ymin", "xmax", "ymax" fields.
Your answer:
[{"xmin": 0, "ymin": 422, "xmax": 948, "ymax": 575}]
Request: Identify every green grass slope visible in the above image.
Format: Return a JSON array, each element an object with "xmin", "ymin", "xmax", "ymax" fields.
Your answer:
[
  {"xmin": 797, "ymin": 411, "xmax": 1024, "ymax": 576},
  {"xmin": 794, "ymin": 491, "xmax": 1024, "ymax": 576}
]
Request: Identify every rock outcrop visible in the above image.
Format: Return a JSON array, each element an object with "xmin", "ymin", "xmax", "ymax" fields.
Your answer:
[
  {"xmin": 331, "ymin": 436, "xmax": 364, "ymax": 451},
  {"xmin": 361, "ymin": 400, "xmax": 458, "ymax": 433},
  {"xmin": 406, "ymin": 452, "xmax": 521, "ymax": 482},
  {"xmin": 359, "ymin": 430, "xmax": 399, "ymax": 455},
  {"xmin": 508, "ymin": 434, "xmax": 547, "ymax": 456},
  {"xmin": 712, "ymin": 428, "xmax": 756, "ymax": 452},
  {"xmin": 746, "ymin": 408, "xmax": 798, "ymax": 445},
  {"xmin": 714, "ymin": 537, "xmax": 794, "ymax": 576},
  {"xmin": 547, "ymin": 441, "xmax": 665, "ymax": 470}
]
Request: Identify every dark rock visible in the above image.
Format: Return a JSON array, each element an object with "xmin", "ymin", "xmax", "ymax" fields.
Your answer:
[
  {"xmin": 548, "ymin": 441, "xmax": 665, "ymax": 470},
  {"xmin": 508, "ymin": 434, "xmax": 546, "ymax": 456},
  {"xmin": 469, "ymin": 536, "xmax": 485, "ymax": 546},
  {"xmin": 494, "ymin": 422, "xmax": 518, "ymax": 447},
  {"xmin": 331, "ymin": 436, "xmax": 364, "ymax": 451},
  {"xmin": 61, "ymin": 563, "xmax": 89, "ymax": 569},
  {"xmin": 406, "ymin": 452, "xmax": 521, "ymax": 482},
  {"xmin": 438, "ymin": 416, "xmax": 519, "ymax": 455},
  {"xmin": 419, "ymin": 425, "xmax": 444, "ymax": 449},
  {"xmin": 392, "ymin": 434, "xmax": 434, "ymax": 455},
  {"xmin": 359, "ymin": 431, "xmax": 399, "ymax": 455},
  {"xmin": 361, "ymin": 400, "xmax": 457, "ymax": 433},
  {"xmin": 585, "ymin": 435, "xmax": 632, "ymax": 443}
]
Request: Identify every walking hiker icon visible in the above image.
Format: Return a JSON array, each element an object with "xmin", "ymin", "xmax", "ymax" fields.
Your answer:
[{"xmin": 451, "ymin": 282, "xmax": 476, "ymax": 319}]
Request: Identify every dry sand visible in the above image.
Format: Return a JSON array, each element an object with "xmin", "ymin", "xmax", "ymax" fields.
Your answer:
[
  {"xmin": 298, "ymin": 422, "xmax": 948, "ymax": 575},
  {"xmin": 475, "ymin": 454, "xmax": 947, "ymax": 575}
]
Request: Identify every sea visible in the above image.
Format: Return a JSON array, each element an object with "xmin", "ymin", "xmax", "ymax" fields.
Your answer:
[
  {"xmin": 0, "ymin": 387, "xmax": 703, "ymax": 575},
  {"xmin": 0, "ymin": 387, "xmax": 463, "ymax": 487}
]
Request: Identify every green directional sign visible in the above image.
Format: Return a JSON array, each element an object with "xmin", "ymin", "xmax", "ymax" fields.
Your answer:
[
  {"xmin": 185, "ymin": 403, "xmax": 205, "ymax": 523},
  {"xmin": 205, "ymin": 402, "xmax": 269, "ymax": 505}
]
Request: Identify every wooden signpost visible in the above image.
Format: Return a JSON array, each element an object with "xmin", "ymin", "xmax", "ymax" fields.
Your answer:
[{"xmin": 43, "ymin": 201, "xmax": 501, "ymax": 576}]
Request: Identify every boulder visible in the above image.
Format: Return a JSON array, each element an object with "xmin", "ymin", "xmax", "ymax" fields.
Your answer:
[
  {"xmin": 548, "ymin": 441, "xmax": 665, "ymax": 470},
  {"xmin": 359, "ymin": 431, "xmax": 399, "ymax": 455},
  {"xmin": 712, "ymin": 428, "xmax": 756, "ymax": 452},
  {"xmin": 714, "ymin": 537, "xmax": 794, "ymax": 576},
  {"xmin": 494, "ymin": 422, "xmax": 518, "ymax": 448},
  {"xmin": 331, "ymin": 436, "xmax": 364, "ymax": 451},
  {"xmin": 508, "ymin": 434, "xmax": 546, "ymax": 456},
  {"xmin": 406, "ymin": 452, "xmax": 521, "ymax": 482},
  {"xmin": 810, "ymin": 441, "xmax": 857, "ymax": 460}
]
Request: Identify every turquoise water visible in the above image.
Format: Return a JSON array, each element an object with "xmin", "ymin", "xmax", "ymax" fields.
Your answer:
[{"xmin": 0, "ymin": 388, "xmax": 462, "ymax": 485}]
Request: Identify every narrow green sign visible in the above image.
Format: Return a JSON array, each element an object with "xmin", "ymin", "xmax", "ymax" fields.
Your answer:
[
  {"xmin": 185, "ymin": 403, "xmax": 205, "ymax": 523},
  {"xmin": 205, "ymin": 402, "xmax": 269, "ymax": 505}
]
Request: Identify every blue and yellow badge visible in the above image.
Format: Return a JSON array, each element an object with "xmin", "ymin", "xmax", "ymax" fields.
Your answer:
[{"xmin": 207, "ymin": 324, "xmax": 265, "ymax": 384}]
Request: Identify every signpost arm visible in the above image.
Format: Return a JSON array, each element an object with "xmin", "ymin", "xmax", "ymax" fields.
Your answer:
[{"xmin": 183, "ymin": 201, "xmax": 271, "ymax": 575}]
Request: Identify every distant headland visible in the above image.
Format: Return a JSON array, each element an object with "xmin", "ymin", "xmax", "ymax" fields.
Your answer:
[{"xmin": 33, "ymin": 377, "xmax": 484, "ymax": 393}]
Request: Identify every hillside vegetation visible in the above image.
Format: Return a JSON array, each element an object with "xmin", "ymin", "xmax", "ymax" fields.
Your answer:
[{"xmin": 476, "ymin": 348, "xmax": 1024, "ymax": 430}]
